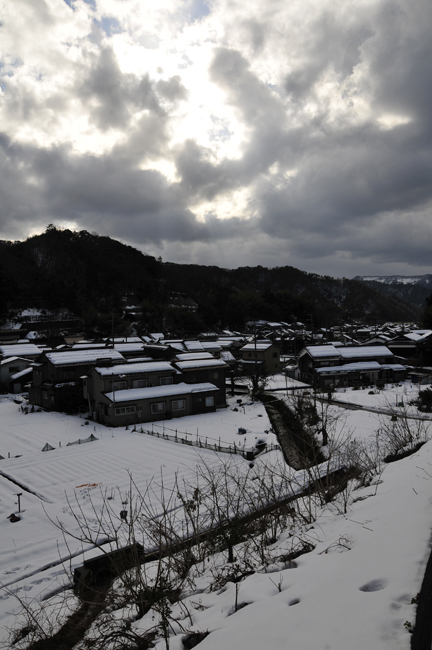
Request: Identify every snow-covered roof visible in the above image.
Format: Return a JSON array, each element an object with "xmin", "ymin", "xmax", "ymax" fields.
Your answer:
[
  {"xmin": 241, "ymin": 343, "xmax": 273, "ymax": 351},
  {"xmin": 176, "ymin": 352, "xmax": 214, "ymax": 361},
  {"xmin": 305, "ymin": 344, "xmax": 393, "ymax": 360},
  {"xmin": 10, "ymin": 367, "xmax": 33, "ymax": 380},
  {"xmin": 0, "ymin": 343, "xmax": 42, "ymax": 358},
  {"xmin": 220, "ymin": 350, "xmax": 236, "ymax": 362},
  {"xmin": 381, "ymin": 364, "xmax": 407, "ymax": 371},
  {"xmin": 316, "ymin": 361, "xmax": 381, "ymax": 374},
  {"xmin": 167, "ymin": 342, "xmax": 185, "ymax": 352},
  {"xmin": 114, "ymin": 343, "xmax": 146, "ymax": 352},
  {"xmin": 304, "ymin": 345, "xmax": 341, "ymax": 358},
  {"xmin": 339, "ymin": 346, "xmax": 393, "ymax": 359},
  {"xmin": 175, "ymin": 359, "xmax": 228, "ymax": 370},
  {"xmin": 184, "ymin": 340, "xmax": 205, "ymax": 351},
  {"xmin": 45, "ymin": 349, "xmax": 124, "ymax": 366},
  {"xmin": 201, "ymin": 342, "xmax": 222, "ymax": 351},
  {"xmin": 95, "ymin": 361, "xmax": 175, "ymax": 377},
  {"xmin": 105, "ymin": 381, "xmax": 218, "ymax": 403},
  {"xmin": 404, "ymin": 331, "xmax": 432, "ymax": 342},
  {"xmin": 316, "ymin": 359, "xmax": 406, "ymax": 374},
  {"xmin": 0, "ymin": 356, "xmax": 30, "ymax": 366}
]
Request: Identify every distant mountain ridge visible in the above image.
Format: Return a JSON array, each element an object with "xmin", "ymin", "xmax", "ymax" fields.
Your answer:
[
  {"xmin": 0, "ymin": 227, "xmax": 423, "ymax": 331},
  {"xmin": 354, "ymin": 274, "xmax": 432, "ymax": 287},
  {"xmin": 353, "ymin": 275, "xmax": 432, "ymax": 308}
]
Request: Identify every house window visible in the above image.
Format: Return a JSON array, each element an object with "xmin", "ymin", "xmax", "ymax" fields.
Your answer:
[
  {"xmin": 209, "ymin": 371, "xmax": 219, "ymax": 380},
  {"xmin": 160, "ymin": 376, "xmax": 173, "ymax": 385},
  {"xmin": 151, "ymin": 402, "xmax": 166, "ymax": 414},
  {"xmin": 132, "ymin": 379, "xmax": 147, "ymax": 388},
  {"xmin": 112, "ymin": 380, "xmax": 126, "ymax": 391},
  {"xmin": 171, "ymin": 399, "xmax": 186, "ymax": 411},
  {"xmin": 172, "ymin": 399, "xmax": 186, "ymax": 411},
  {"xmin": 115, "ymin": 405, "xmax": 136, "ymax": 415},
  {"xmin": 272, "ymin": 352, "xmax": 277, "ymax": 358},
  {"xmin": 205, "ymin": 396, "xmax": 214, "ymax": 407}
]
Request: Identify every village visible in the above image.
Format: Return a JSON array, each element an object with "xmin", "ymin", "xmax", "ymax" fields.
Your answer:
[
  {"xmin": 1, "ymin": 309, "xmax": 432, "ymax": 421},
  {"xmin": 1, "ymin": 308, "xmax": 432, "ymax": 650}
]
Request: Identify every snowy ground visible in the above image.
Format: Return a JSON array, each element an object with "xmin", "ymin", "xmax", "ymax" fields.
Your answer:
[
  {"xmin": 0, "ymin": 380, "xmax": 431, "ymax": 649},
  {"xmin": 329, "ymin": 383, "xmax": 430, "ymax": 416}
]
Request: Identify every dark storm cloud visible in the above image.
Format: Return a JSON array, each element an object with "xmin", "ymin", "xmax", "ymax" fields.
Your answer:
[
  {"xmin": 180, "ymin": 2, "xmax": 432, "ymax": 270},
  {"xmin": 366, "ymin": 0, "xmax": 432, "ymax": 127},
  {"xmin": 77, "ymin": 47, "xmax": 164, "ymax": 130},
  {"xmin": 0, "ymin": 133, "xmax": 247, "ymax": 246},
  {"xmin": 2, "ymin": 0, "xmax": 432, "ymax": 275},
  {"xmin": 284, "ymin": 12, "xmax": 373, "ymax": 99}
]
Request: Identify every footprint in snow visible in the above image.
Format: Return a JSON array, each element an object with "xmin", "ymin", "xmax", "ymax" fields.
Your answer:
[{"xmin": 359, "ymin": 579, "xmax": 388, "ymax": 592}]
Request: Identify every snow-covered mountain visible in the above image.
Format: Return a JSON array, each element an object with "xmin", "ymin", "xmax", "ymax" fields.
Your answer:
[
  {"xmin": 354, "ymin": 274, "xmax": 432, "ymax": 287},
  {"xmin": 353, "ymin": 274, "xmax": 432, "ymax": 308}
]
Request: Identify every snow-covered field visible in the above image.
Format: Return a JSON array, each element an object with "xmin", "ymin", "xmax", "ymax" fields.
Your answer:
[{"xmin": 0, "ymin": 380, "xmax": 431, "ymax": 650}]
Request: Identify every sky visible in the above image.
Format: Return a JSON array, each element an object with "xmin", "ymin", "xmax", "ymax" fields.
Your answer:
[{"xmin": 1, "ymin": 0, "xmax": 432, "ymax": 278}]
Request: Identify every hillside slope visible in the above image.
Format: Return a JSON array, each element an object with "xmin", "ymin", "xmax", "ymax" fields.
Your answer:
[{"xmin": 0, "ymin": 227, "xmax": 422, "ymax": 329}]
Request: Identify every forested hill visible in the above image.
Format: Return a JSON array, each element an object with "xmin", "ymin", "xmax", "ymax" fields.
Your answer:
[
  {"xmin": 353, "ymin": 275, "xmax": 432, "ymax": 309},
  {"xmin": 0, "ymin": 227, "xmax": 422, "ymax": 331},
  {"xmin": 161, "ymin": 262, "xmax": 421, "ymax": 329}
]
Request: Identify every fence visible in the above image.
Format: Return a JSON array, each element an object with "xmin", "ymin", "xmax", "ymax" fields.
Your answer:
[{"xmin": 132, "ymin": 422, "xmax": 281, "ymax": 458}]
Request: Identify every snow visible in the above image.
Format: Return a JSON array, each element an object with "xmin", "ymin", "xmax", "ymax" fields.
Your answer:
[
  {"xmin": 0, "ymin": 380, "xmax": 432, "ymax": 649},
  {"xmin": 174, "ymin": 359, "xmax": 228, "ymax": 370},
  {"xmin": 339, "ymin": 346, "xmax": 393, "ymax": 359},
  {"xmin": 10, "ymin": 367, "xmax": 32, "ymax": 380},
  {"xmin": 114, "ymin": 343, "xmax": 146, "ymax": 352},
  {"xmin": 176, "ymin": 352, "xmax": 215, "ymax": 361},
  {"xmin": 0, "ymin": 343, "xmax": 41, "ymax": 358},
  {"xmin": 241, "ymin": 343, "xmax": 273, "ymax": 351},
  {"xmin": 316, "ymin": 360, "xmax": 381, "ymax": 373},
  {"xmin": 105, "ymin": 382, "xmax": 218, "ymax": 402},
  {"xmin": 95, "ymin": 361, "xmax": 175, "ymax": 376},
  {"xmin": 304, "ymin": 345, "xmax": 394, "ymax": 360},
  {"xmin": 46, "ymin": 349, "xmax": 125, "ymax": 365}
]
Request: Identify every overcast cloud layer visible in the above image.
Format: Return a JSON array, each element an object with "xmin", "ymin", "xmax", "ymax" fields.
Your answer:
[{"xmin": 1, "ymin": 0, "xmax": 432, "ymax": 277}]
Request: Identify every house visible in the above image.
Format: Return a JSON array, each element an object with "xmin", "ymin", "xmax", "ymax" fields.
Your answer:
[
  {"xmin": 94, "ymin": 382, "xmax": 219, "ymax": 428},
  {"xmin": 298, "ymin": 344, "xmax": 406, "ymax": 387},
  {"xmin": 29, "ymin": 348, "xmax": 125, "ymax": 411},
  {"xmin": 84, "ymin": 359, "xmax": 224, "ymax": 426},
  {"xmin": 29, "ymin": 349, "xmax": 228, "ymax": 425},
  {"xmin": 239, "ymin": 341, "xmax": 281, "ymax": 373},
  {"xmin": 0, "ymin": 356, "xmax": 33, "ymax": 393},
  {"xmin": 9, "ymin": 367, "xmax": 33, "ymax": 394},
  {"xmin": 173, "ymin": 358, "xmax": 228, "ymax": 406},
  {"xmin": 84, "ymin": 360, "xmax": 180, "ymax": 418},
  {"xmin": 387, "ymin": 330, "xmax": 432, "ymax": 363},
  {"xmin": 0, "ymin": 342, "xmax": 42, "ymax": 360}
]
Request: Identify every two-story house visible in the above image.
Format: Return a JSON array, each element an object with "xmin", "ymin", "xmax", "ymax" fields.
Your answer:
[
  {"xmin": 239, "ymin": 342, "xmax": 281, "ymax": 373},
  {"xmin": 85, "ymin": 360, "xmax": 222, "ymax": 427},
  {"xmin": 29, "ymin": 348, "xmax": 125, "ymax": 411},
  {"xmin": 298, "ymin": 344, "xmax": 406, "ymax": 388},
  {"xmin": 173, "ymin": 358, "xmax": 228, "ymax": 406}
]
